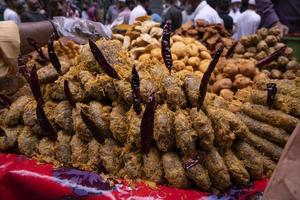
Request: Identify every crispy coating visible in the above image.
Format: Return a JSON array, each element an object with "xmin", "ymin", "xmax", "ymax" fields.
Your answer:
[
  {"xmin": 162, "ymin": 152, "xmax": 189, "ymax": 188},
  {"xmin": 54, "ymin": 101, "xmax": 74, "ymax": 134},
  {"xmin": 234, "ymin": 141, "xmax": 264, "ymax": 180},
  {"xmin": 261, "ymin": 154, "xmax": 276, "ymax": 177},
  {"xmin": 18, "ymin": 126, "xmax": 39, "ymax": 157},
  {"xmin": 140, "ymin": 79, "xmax": 159, "ymax": 103},
  {"xmin": 153, "ymin": 104, "xmax": 175, "ymax": 152},
  {"xmin": 72, "ymin": 105, "xmax": 93, "ymax": 142},
  {"xmin": 99, "ymin": 138, "xmax": 123, "ymax": 175},
  {"xmin": 122, "ymin": 150, "xmax": 142, "ymax": 179},
  {"xmin": 114, "ymin": 79, "xmax": 132, "ymax": 104},
  {"xmin": 174, "ymin": 109, "xmax": 197, "ymax": 156},
  {"xmin": 237, "ymin": 112, "xmax": 289, "ymax": 147},
  {"xmin": 142, "ymin": 147, "xmax": 164, "ymax": 184},
  {"xmin": 55, "ymin": 131, "xmax": 72, "ymax": 166},
  {"xmin": 126, "ymin": 107, "xmax": 142, "ymax": 148},
  {"xmin": 37, "ymin": 65, "xmax": 59, "ymax": 84},
  {"xmin": 110, "ymin": 104, "xmax": 128, "ymax": 144},
  {"xmin": 242, "ymin": 102, "xmax": 299, "ymax": 132},
  {"xmin": 79, "ymin": 71, "xmax": 105, "ymax": 101},
  {"xmin": 223, "ymin": 150, "xmax": 250, "ymax": 186},
  {"xmin": 251, "ymin": 90, "xmax": 300, "ymax": 118},
  {"xmin": 50, "ymin": 79, "xmax": 85, "ymax": 101},
  {"xmin": 38, "ymin": 137, "xmax": 56, "ymax": 163},
  {"xmin": 203, "ymin": 148, "xmax": 231, "ymax": 191},
  {"xmin": 0, "ymin": 126, "xmax": 23, "ymax": 151},
  {"xmin": 203, "ymin": 93, "xmax": 229, "ymax": 110},
  {"xmin": 190, "ymin": 108, "xmax": 214, "ymax": 150},
  {"xmin": 184, "ymin": 75, "xmax": 201, "ymax": 107},
  {"xmin": 70, "ymin": 134, "xmax": 89, "ymax": 168},
  {"xmin": 86, "ymin": 138, "xmax": 102, "ymax": 171},
  {"xmin": 5, "ymin": 96, "xmax": 31, "ymax": 126},
  {"xmin": 162, "ymin": 75, "xmax": 187, "ymax": 110}
]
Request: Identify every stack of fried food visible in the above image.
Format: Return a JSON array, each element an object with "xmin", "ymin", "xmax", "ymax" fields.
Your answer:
[{"xmin": 0, "ymin": 37, "xmax": 299, "ymax": 194}]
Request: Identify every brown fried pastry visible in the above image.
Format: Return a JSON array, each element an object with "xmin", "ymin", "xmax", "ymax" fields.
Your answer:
[
  {"xmin": 0, "ymin": 126, "xmax": 23, "ymax": 151},
  {"xmin": 142, "ymin": 147, "xmax": 164, "ymax": 184},
  {"xmin": 70, "ymin": 134, "xmax": 89, "ymax": 168},
  {"xmin": 5, "ymin": 96, "xmax": 31, "ymax": 126},
  {"xmin": 122, "ymin": 150, "xmax": 142, "ymax": 179},
  {"xmin": 18, "ymin": 126, "xmax": 39, "ymax": 157},
  {"xmin": 55, "ymin": 131, "xmax": 72, "ymax": 166},
  {"xmin": 110, "ymin": 104, "xmax": 129, "ymax": 144}
]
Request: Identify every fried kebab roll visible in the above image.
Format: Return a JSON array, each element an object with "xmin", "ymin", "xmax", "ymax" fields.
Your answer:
[
  {"xmin": 153, "ymin": 104, "xmax": 175, "ymax": 152},
  {"xmin": 86, "ymin": 138, "xmax": 102, "ymax": 171},
  {"xmin": 70, "ymin": 134, "xmax": 89, "ymax": 169},
  {"xmin": 206, "ymin": 106, "xmax": 247, "ymax": 149},
  {"xmin": 18, "ymin": 126, "xmax": 39, "ymax": 157},
  {"xmin": 4, "ymin": 96, "xmax": 31, "ymax": 126},
  {"xmin": 261, "ymin": 154, "xmax": 276, "ymax": 178},
  {"xmin": 234, "ymin": 141, "xmax": 264, "ymax": 180},
  {"xmin": 250, "ymin": 90, "xmax": 300, "ymax": 118},
  {"xmin": 126, "ymin": 107, "xmax": 142, "ymax": 148},
  {"xmin": 162, "ymin": 75, "xmax": 187, "ymax": 110},
  {"xmin": 50, "ymin": 79, "xmax": 85, "ymax": 102},
  {"xmin": 203, "ymin": 148, "xmax": 231, "ymax": 191},
  {"xmin": 54, "ymin": 101, "xmax": 74, "ymax": 134},
  {"xmin": 162, "ymin": 152, "xmax": 189, "ymax": 188},
  {"xmin": 223, "ymin": 150, "xmax": 250, "ymax": 186},
  {"xmin": 140, "ymin": 78, "xmax": 159, "ymax": 103},
  {"xmin": 174, "ymin": 109, "xmax": 197, "ymax": 156},
  {"xmin": 242, "ymin": 102, "xmax": 299, "ymax": 132},
  {"xmin": 0, "ymin": 126, "xmax": 23, "ymax": 151},
  {"xmin": 99, "ymin": 138, "xmax": 123, "ymax": 176},
  {"xmin": 110, "ymin": 104, "xmax": 129, "ymax": 144},
  {"xmin": 142, "ymin": 147, "xmax": 164, "ymax": 184},
  {"xmin": 190, "ymin": 108, "xmax": 214, "ymax": 150},
  {"xmin": 79, "ymin": 70, "xmax": 105, "ymax": 101},
  {"xmin": 55, "ymin": 131, "xmax": 72, "ymax": 166},
  {"xmin": 237, "ymin": 112, "xmax": 289, "ymax": 147},
  {"xmin": 114, "ymin": 79, "xmax": 132, "ymax": 105},
  {"xmin": 37, "ymin": 137, "xmax": 57, "ymax": 164},
  {"xmin": 122, "ymin": 150, "xmax": 142, "ymax": 179}
]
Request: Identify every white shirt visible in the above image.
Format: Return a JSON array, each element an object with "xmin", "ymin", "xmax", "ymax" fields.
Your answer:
[
  {"xmin": 129, "ymin": 5, "xmax": 147, "ymax": 24},
  {"xmin": 192, "ymin": 1, "xmax": 223, "ymax": 24},
  {"xmin": 4, "ymin": 8, "xmax": 21, "ymax": 24},
  {"xmin": 233, "ymin": 9, "xmax": 261, "ymax": 40},
  {"xmin": 229, "ymin": 10, "xmax": 241, "ymax": 24}
]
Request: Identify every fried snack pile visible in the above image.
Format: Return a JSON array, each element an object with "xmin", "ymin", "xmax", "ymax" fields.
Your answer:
[{"xmin": 0, "ymin": 37, "xmax": 299, "ymax": 194}]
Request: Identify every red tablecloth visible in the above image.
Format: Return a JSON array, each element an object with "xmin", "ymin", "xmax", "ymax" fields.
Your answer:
[{"xmin": 0, "ymin": 153, "xmax": 268, "ymax": 200}]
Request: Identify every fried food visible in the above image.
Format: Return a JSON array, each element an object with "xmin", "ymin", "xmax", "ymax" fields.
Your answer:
[
  {"xmin": 18, "ymin": 126, "xmax": 39, "ymax": 157},
  {"xmin": 5, "ymin": 96, "xmax": 31, "ymax": 126},
  {"xmin": 0, "ymin": 126, "xmax": 23, "ymax": 151},
  {"xmin": 54, "ymin": 101, "xmax": 74, "ymax": 134},
  {"xmin": 50, "ymin": 79, "xmax": 85, "ymax": 101},
  {"xmin": 70, "ymin": 134, "xmax": 89, "ymax": 168},
  {"xmin": 126, "ymin": 107, "xmax": 142, "ymax": 148},
  {"xmin": 79, "ymin": 70, "xmax": 105, "ymax": 101},
  {"xmin": 142, "ymin": 147, "xmax": 164, "ymax": 183},
  {"xmin": 184, "ymin": 75, "xmax": 201, "ymax": 107},
  {"xmin": 122, "ymin": 150, "xmax": 142, "ymax": 179},
  {"xmin": 86, "ymin": 138, "xmax": 102, "ymax": 171},
  {"xmin": 37, "ymin": 137, "xmax": 56, "ymax": 163},
  {"xmin": 72, "ymin": 105, "xmax": 93, "ymax": 142},
  {"xmin": 55, "ymin": 131, "xmax": 72, "ymax": 166},
  {"xmin": 110, "ymin": 104, "xmax": 128, "ymax": 144}
]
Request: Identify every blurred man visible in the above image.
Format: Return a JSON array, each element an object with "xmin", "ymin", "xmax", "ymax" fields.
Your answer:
[
  {"xmin": 21, "ymin": 0, "xmax": 46, "ymax": 22},
  {"xmin": 3, "ymin": 0, "xmax": 24, "ymax": 24},
  {"xmin": 161, "ymin": 0, "xmax": 182, "ymax": 31},
  {"xmin": 116, "ymin": 0, "xmax": 131, "ymax": 24},
  {"xmin": 106, "ymin": 0, "xmax": 119, "ymax": 24},
  {"xmin": 233, "ymin": 0, "xmax": 260, "ymax": 40},
  {"xmin": 256, "ymin": 0, "xmax": 300, "ymax": 35},
  {"xmin": 229, "ymin": 0, "xmax": 241, "ymax": 23},
  {"xmin": 129, "ymin": 0, "xmax": 150, "ymax": 24},
  {"xmin": 87, "ymin": 2, "xmax": 98, "ymax": 21},
  {"xmin": 47, "ymin": 0, "xmax": 67, "ymax": 18},
  {"xmin": 217, "ymin": 0, "xmax": 233, "ymax": 31}
]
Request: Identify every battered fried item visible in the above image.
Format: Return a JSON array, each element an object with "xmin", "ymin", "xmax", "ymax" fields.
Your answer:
[
  {"xmin": 251, "ymin": 90, "xmax": 300, "ymax": 118},
  {"xmin": 223, "ymin": 150, "xmax": 250, "ymax": 186},
  {"xmin": 261, "ymin": 154, "xmax": 276, "ymax": 177},
  {"xmin": 18, "ymin": 126, "xmax": 39, "ymax": 157},
  {"xmin": 234, "ymin": 141, "xmax": 264, "ymax": 180},
  {"xmin": 37, "ymin": 65, "xmax": 59, "ymax": 84},
  {"xmin": 37, "ymin": 137, "xmax": 56, "ymax": 163},
  {"xmin": 72, "ymin": 105, "xmax": 93, "ymax": 142},
  {"xmin": 142, "ymin": 147, "xmax": 164, "ymax": 183},
  {"xmin": 99, "ymin": 138, "xmax": 123, "ymax": 175},
  {"xmin": 184, "ymin": 75, "xmax": 201, "ymax": 107},
  {"xmin": 237, "ymin": 112, "xmax": 289, "ymax": 147},
  {"xmin": 114, "ymin": 79, "xmax": 132, "ymax": 104},
  {"xmin": 242, "ymin": 130, "xmax": 283, "ymax": 161},
  {"xmin": 98, "ymin": 74, "xmax": 119, "ymax": 101},
  {"xmin": 55, "ymin": 131, "xmax": 72, "ymax": 166},
  {"xmin": 0, "ymin": 126, "xmax": 23, "ymax": 151},
  {"xmin": 153, "ymin": 104, "xmax": 175, "ymax": 152},
  {"xmin": 162, "ymin": 75, "xmax": 187, "ymax": 110},
  {"xmin": 54, "ymin": 101, "xmax": 74, "ymax": 134},
  {"xmin": 50, "ymin": 79, "xmax": 85, "ymax": 101},
  {"xmin": 162, "ymin": 152, "xmax": 189, "ymax": 188},
  {"xmin": 86, "ymin": 138, "xmax": 102, "ymax": 171},
  {"xmin": 190, "ymin": 108, "xmax": 214, "ymax": 150},
  {"xmin": 203, "ymin": 148, "xmax": 231, "ymax": 191},
  {"xmin": 122, "ymin": 150, "xmax": 142, "ymax": 179},
  {"xmin": 174, "ymin": 109, "xmax": 197, "ymax": 156},
  {"xmin": 203, "ymin": 93, "xmax": 229, "ymax": 110},
  {"xmin": 70, "ymin": 134, "xmax": 89, "ymax": 168},
  {"xmin": 110, "ymin": 104, "xmax": 128, "ymax": 143},
  {"xmin": 140, "ymin": 79, "xmax": 159, "ymax": 103},
  {"xmin": 79, "ymin": 70, "xmax": 105, "ymax": 101},
  {"xmin": 88, "ymin": 101, "xmax": 112, "ymax": 137},
  {"xmin": 185, "ymin": 158, "xmax": 212, "ymax": 191},
  {"xmin": 242, "ymin": 102, "xmax": 299, "ymax": 132},
  {"xmin": 5, "ymin": 96, "xmax": 31, "ymax": 126},
  {"xmin": 126, "ymin": 107, "xmax": 142, "ymax": 148}
]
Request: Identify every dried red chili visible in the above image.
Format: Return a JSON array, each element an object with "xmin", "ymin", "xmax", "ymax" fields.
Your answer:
[
  {"xmin": 30, "ymin": 65, "xmax": 44, "ymax": 105},
  {"xmin": 161, "ymin": 20, "xmax": 173, "ymax": 72},
  {"xmin": 256, "ymin": 46, "xmax": 286, "ymax": 67},
  {"xmin": 48, "ymin": 34, "xmax": 62, "ymax": 75},
  {"xmin": 140, "ymin": 92, "xmax": 155, "ymax": 154},
  {"xmin": 131, "ymin": 66, "xmax": 142, "ymax": 114},
  {"xmin": 88, "ymin": 39, "xmax": 121, "ymax": 80},
  {"xmin": 226, "ymin": 41, "xmax": 238, "ymax": 59},
  {"xmin": 198, "ymin": 46, "xmax": 224, "ymax": 109},
  {"xmin": 27, "ymin": 37, "xmax": 48, "ymax": 62},
  {"xmin": 267, "ymin": 83, "xmax": 277, "ymax": 109},
  {"xmin": 64, "ymin": 80, "xmax": 76, "ymax": 108},
  {"xmin": 36, "ymin": 100, "xmax": 56, "ymax": 140}
]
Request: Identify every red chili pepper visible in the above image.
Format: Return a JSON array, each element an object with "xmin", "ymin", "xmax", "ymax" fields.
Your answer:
[
  {"xmin": 36, "ymin": 100, "xmax": 56, "ymax": 140},
  {"xmin": 225, "ymin": 41, "xmax": 238, "ymax": 59},
  {"xmin": 63, "ymin": 80, "xmax": 76, "ymax": 108},
  {"xmin": 140, "ymin": 92, "xmax": 156, "ymax": 154},
  {"xmin": 267, "ymin": 83, "xmax": 277, "ymax": 109},
  {"xmin": 161, "ymin": 20, "xmax": 173, "ymax": 72},
  {"xmin": 88, "ymin": 39, "xmax": 121, "ymax": 80},
  {"xmin": 48, "ymin": 34, "xmax": 62, "ymax": 75},
  {"xmin": 131, "ymin": 66, "xmax": 142, "ymax": 114},
  {"xmin": 30, "ymin": 65, "xmax": 44, "ymax": 105},
  {"xmin": 256, "ymin": 46, "xmax": 286, "ymax": 67},
  {"xmin": 27, "ymin": 37, "xmax": 48, "ymax": 62},
  {"xmin": 198, "ymin": 46, "xmax": 224, "ymax": 109}
]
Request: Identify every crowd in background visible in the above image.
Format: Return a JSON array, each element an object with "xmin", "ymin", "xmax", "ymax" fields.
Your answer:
[{"xmin": 0, "ymin": 0, "xmax": 299, "ymax": 40}]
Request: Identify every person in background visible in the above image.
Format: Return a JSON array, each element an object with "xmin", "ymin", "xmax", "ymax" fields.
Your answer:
[
  {"xmin": 129, "ymin": 0, "xmax": 150, "ymax": 24},
  {"xmin": 21, "ymin": 0, "xmax": 46, "ymax": 22},
  {"xmin": 229, "ymin": 0, "xmax": 241, "ymax": 24},
  {"xmin": 181, "ymin": 0, "xmax": 193, "ymax": 23},
  {"xmin": 81, "ymin": 1, "xmax": 89, "ymax": 19},
  {"xmin": 161, "ymin": 0, "xmax": 182, "ymax": 31},
  {"xmin": 47, "ymin": 0, "xmax": 67, "ymax": 18},
  {"xmin": 106, "ymin": 0, "xmax": 119, "ymax": 24},
  {"xmin": 183, "ymin": 0, "xmax": 223, "ymax": 24},
  {"xmin": 256, "ymin": 0, "xmax": 300, "ymax": 36},
  {"xmin": 233, "ymin": 0, "xmax": 260, "ymax": 40},
  {"xmin": 216, "ymin": 0, "xmax": 233, "ymax": 31},
  {"xmin": 240, "ymin": 0, "xmax": 248, "ymax": 12},
  {"xmin": 116, "ymin": 0, "xmax": 131, "ymax": 24},
  {"xmin": 206, "ymin": 0, "xmax": 217, "ymax": 9},
  {"xmin": 3, "ymin": 0, "xmax": 24, "ymax": 24},
  {"xmin": 87, "ymin": 2, "xmax": 97, "ymax": 21}
]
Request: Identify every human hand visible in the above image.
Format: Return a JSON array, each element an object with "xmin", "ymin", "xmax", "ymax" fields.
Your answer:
[{"xmin": 274, "ymin": 22, "xmax": 289, "ymax": 37}]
